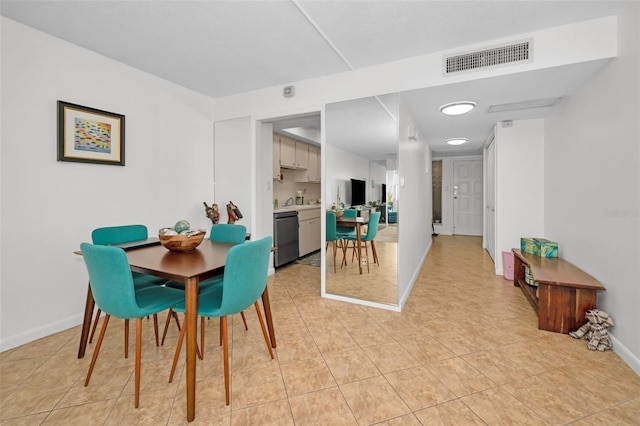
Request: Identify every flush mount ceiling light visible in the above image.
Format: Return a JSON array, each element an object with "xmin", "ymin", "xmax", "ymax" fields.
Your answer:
[
  {"xmin": 439, "ymin": 101, "xmax": 476, "ymax": 116},
  {"xmin": 446, "ymin": 138, "xmax": 468, "ymax": 146}
]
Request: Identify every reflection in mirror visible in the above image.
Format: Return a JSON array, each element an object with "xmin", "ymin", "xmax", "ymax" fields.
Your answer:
[{"xmin": 324, "ymin": 94, "xmax": 399, "ymax": 306}]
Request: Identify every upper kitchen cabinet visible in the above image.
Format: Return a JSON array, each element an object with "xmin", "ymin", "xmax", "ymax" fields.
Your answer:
[
  {"xmin": 296, "ymin": 144, "xmax": 320, "ymax": 183},
  {"xmin": 279, "ymin": 134, "xmax": 308, "ymax": 169}
]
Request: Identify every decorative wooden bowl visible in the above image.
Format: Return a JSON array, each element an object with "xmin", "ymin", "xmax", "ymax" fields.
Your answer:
[
  {"xmin": 334, "ymin": 210, "xmax": 344, "ymax": 219},
  {"xmin": 159, "ymin": 230, "xmax": 205, "ymax": 252}
]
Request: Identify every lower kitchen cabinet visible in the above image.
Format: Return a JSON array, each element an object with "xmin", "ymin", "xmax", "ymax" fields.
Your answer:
[{"xmin": 298, "ymin": 208, "xmax": 321, "ymax": 257}]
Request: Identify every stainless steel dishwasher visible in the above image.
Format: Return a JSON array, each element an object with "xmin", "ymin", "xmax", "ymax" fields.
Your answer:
[{"xmin": 273, "ymin": 210, "xmax": 299, "ymax": 267}]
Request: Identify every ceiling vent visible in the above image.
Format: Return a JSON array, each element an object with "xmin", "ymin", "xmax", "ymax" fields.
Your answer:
[{"xmin": 444, "ymin": 39, "xmax": 533, "ymax": 75}]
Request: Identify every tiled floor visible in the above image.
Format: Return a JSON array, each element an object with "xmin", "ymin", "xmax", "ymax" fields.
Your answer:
[
  {"xmin": 1, "ymin": 236, "xmax": 639, "ymax": 425},
  {"xmin": 326, "ymin": 240, "xmax": 398, "ymax": 305}
]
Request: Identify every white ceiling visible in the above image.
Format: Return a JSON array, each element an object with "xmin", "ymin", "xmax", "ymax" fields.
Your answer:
[{"xmin": 1, "ymin": 0, "xmax": 625, "ymax": 159}]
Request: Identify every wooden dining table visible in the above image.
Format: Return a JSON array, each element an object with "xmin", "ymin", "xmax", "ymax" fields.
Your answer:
[
  {"xmin": 336, "ymin": 216, "xmax": 367, "ymax": 274},
  {"xmin": 76, "ymin": 239, "xmax": 277, "ymax": 422}
]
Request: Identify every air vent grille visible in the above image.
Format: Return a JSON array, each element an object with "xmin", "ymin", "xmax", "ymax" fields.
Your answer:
[{"xmin": 445, "ymin": 40, "xmax": 532, "ymax": 74}]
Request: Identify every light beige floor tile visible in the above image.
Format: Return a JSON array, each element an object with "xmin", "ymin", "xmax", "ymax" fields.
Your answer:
[
  {"xmin": 385, "ymin": 365, "xmax": 456, "ymax": 411},
  {"xmin": 571, "ymin": 397, "xmax": 640, "ymax": 425},
  {"xmin": 362, "ymin": 341, "xmax": 420, "ymax": 374},
  {"xmin": 0, "ymin": 412, "xmax": 50, "ymax": 425},
  {"xmin": 462, "ymin": 349, "xmax": 531, "ymax": 385},
  {"xmin": 231, "ymin": 399, "xmax": 294, "ymax": 425},
  {"xmin": 413, "ymin": 399, "xmax": 485, "ymax": 425},
  {"xmin": 461, "ymin": 387, "xmax": 548, "ymax": 425},
  {"xmin": 231, "ymin": 365, "xmax": 288, "ymax": 410},
  {"xmin": 426, "ymin": 357, "xmax": 496, "ymax": 397},
  {"xmin": 322, "ymin": 347, "xmax": 381, "ymax": 385},
  {"xmin": 280, "ymin": 355, "xmax": 336, "ymax": 397},
  {"xmin": 374, "ymin": 413, "xmax": 423, "ymax": 425},
  {"xmin": 289, "ymin": 387, "xmax": 357, "ymax": 425},
  {"xmin": 339, "ymin": 376, "xmax": 411, "ymax": 424},
  {"xmin": 42, "ymin": 399, "xmax": 116, "ymax": 425}
]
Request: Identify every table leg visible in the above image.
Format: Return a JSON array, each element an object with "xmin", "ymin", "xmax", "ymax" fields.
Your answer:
[
  {"xmin": 78, "ymin": 282, "xmax": 95, "ymax": 358},
  {"xmin": 356, "ymin": 224, "xmax": 363, "ymax": 274},
  {"xmin": 185, "ymin": 277, "xmax": 199, "ymax": 422},
  {"xmin": 261, "ymin": 286, "xmax": 277, "ymax": 348}
]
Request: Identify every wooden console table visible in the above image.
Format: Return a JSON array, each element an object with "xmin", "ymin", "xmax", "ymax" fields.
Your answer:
[{"xmin": 512, "ymin": 249, "xmax": 606, "ymax": 334}]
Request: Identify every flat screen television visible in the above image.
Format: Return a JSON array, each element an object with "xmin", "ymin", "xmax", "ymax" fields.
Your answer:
[{"xmin": 350, "ymin": 178, "xmax": 366, "ymax": 206}]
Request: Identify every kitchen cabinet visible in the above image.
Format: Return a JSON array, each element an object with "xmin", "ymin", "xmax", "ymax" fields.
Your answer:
[
  {"xmin": 279, "ymin": 135, "xmax": 308, "ymax": 169},
  {"xmin": 295, "ymin": 145, "xmax": 321, "ymax": 183},
  {"xmin": 298, "ymin": 208, "xmax": 321, "ymax": 256},
  {"xmin": 273, "ymin": 135, "xmax": 282, "ymax": 180}
]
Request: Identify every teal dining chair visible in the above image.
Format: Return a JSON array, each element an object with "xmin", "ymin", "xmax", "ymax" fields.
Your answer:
[
  {"xmin": 89, "ymin": 225, "xmax": 167, "ymax": 355},
  {"xmin": 168, "ymin": 236, "xmax": 274, "ymax": 405},
  {"xmin": 335, "ymin": 208, "xmax": 357, "ymax": 238},
  {"xmin": 80, "ymin": 242, "xmax": 185, "ymax": 408},
  {"xmin": 326, "ymin": 211, "xmax": 339, "ymax": 273},
  {"xmin": 161, "ymin": 224, "xmax": 249, "ymax": 350},
  {"xmin": 344, "ymin": 211, "xmax": 381, "ymax": 273}
]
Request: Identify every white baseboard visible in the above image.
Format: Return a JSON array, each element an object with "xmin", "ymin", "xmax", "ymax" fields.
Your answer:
[
  {"xmin": 610, "ymin": 334, "xmax": 640, "ymax": 376},
  {"xmin": 399, "ymin": 239, "xmax": 431, "ymax": 309},
  {"xmin": 1, "ymin": 313, "xmax": 84, "ymax": 352}
]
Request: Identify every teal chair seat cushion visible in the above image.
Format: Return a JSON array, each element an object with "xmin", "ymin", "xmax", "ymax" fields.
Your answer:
[
  {"xmin": 171, "ymin": 284, "xmax": 223, "ymax": 316},
  {"xmin": 165, "ymin": 275, "xmax": 223, "ymax": 293},
  {"xmin": 134, "ymin": 286, "xmax": 186, "ymax": 318}
]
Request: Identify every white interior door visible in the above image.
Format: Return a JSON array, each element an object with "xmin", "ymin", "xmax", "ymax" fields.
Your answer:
[
  {"xmin": 484, "ymin": 139, "xmax": 496, "ymax": 260},
  {"xmin": 453, "ymin": 159, "xmax": 483, "ymax": 236}
]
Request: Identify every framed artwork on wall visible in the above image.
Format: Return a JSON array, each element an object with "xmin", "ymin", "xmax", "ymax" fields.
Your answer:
[{"xmin": 57, "ymin": 101, "xmax": 125, "ymax": 166}]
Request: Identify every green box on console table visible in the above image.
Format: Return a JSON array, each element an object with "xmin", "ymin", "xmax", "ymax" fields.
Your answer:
[
  {"xmin": 534, "ymin": 238, "xmax": 558, "ymax": 258},
  {"xmin": 520, "ymin": 238, "xmax": 539, "ymax": 255},
  {"xmin": 520, "ymin": 237, "xmax": 558, "ymax": 257}
]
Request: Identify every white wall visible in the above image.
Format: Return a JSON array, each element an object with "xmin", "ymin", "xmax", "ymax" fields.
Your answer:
[
  {"xmin": 544, "ymin": 3, "xmax": 639, "ymax": 373},
  {"xmin": 369, "ymin": 162, "xmax": 387, "ymax": 204},
  {"xmin": 494, "ymin": 119, "xmax": 545, "ymax": 275},
  {"xmin": 0, "ymin": 18, "xmax": 215, "ymax": 350},
  {"xmin": 213, "ymin": 118, "xmax": 252, "ymax": 229},
  {"xmin": 324, "ymin": 144, "xmax": 370, "ymax": 207},
  {"xmin": 397, "ymin": 99, "xmax": 432, "ymax": 307}
]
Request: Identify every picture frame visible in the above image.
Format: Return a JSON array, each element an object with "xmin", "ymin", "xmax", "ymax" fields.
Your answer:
[{"xmin": 57, "ymin": 101, "xmax": 125, "ymax": 166}]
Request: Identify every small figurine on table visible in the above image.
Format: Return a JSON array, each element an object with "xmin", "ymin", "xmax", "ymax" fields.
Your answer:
[
  {"xmin": 203, "ymin": 202, "xmax": 220, "ymax": 225},
  {"xmin": 226, "ymin": 201, "xmax": 243, "ymax": 224}
]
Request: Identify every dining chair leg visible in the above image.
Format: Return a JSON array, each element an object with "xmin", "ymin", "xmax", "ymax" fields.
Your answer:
[
  {"xmin": 153, "ymin": 314, "xmax": 159, "ymax": 346},
  {"xmin": 124, "ymin": 319, "xmax": 129, "ymax": 358},
  {"xmin": 332, "ymin": 240, "xmax": 337, "ymax": 273},
  {"xmin": 370, "ymin": 240, "xmax": 379, "ymax": 265},
  {"xmin": 364, "ymin": 242, "xmax": 370, "ymax": 273},
  {"xmin": 200, "ymin": 316, "xmax": 205, "ymax": 360},
  {"xmin": 240, "ymin": 311, "xmax": 248, "ymax": 331},
  {"xmin": 169, "ymin": 318, "xmax": 187, "ymax": 383},
  {"xmin": 89, "ymin": 308, "xmax": 102, "ymax": 343},
  {"xmin": 254, "ymin": 301, "xmax": 274, "ymax": 359},
  {"xmin": 135, "ymin": 317, "xmax": 142, "ymax": 408},
  {"xmin": 221, "ymin": 316, "xmax": 230, "ymax": 406},
  {"xmin": 161, "ymin": 309, "xmax": 182, "ymax": 346},
  {"xmin": 85, "ymin": 314, "xmax": 110, "ymax": 387}
]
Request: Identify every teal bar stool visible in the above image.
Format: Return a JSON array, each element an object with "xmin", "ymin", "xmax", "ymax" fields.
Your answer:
[
  {"xmin": 89, "ymin": 225, "xmax": 167, "ymax": 355},
  {"xmin": 80, "ymin": 243, "xmax": 185, "ymax": 408},
  {"xmin": 168, "ymin": 237, "xmax": 275, "ymax": 405}
]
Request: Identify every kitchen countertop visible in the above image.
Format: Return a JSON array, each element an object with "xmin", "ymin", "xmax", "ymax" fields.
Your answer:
[{"xmin": 274, "ymin": 204, "xmax": 321, "ymax": 214}]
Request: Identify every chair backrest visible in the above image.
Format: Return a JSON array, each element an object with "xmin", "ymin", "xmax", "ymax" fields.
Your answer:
[
  {"xmin": 209, "ymin": 224, "xmax": 247, "ymax": 244},
  {"xmin": 80, "ymin": 242, "xmax": 140, "ymax": 319},
  {"xmin": 326, "ymin": 212, "xmax": 337, "ymax": 241},
  {"xmin": 362, "ymin": 211, "xmax": 381, "ymax": 241},
  {"xmin": 218, "ymin": 236, "xmax": 272, "ymax": 316},
  {"xmin": 92, "ymin": 225, "xmax": 148, "ymax": 245},
  {"xmin": 342, "ymin": 209, "xmax": 357, "ymax": 218},
  {"xmin": 336, "ymin": 209, "xmax": 358, "ymax": 233}
]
